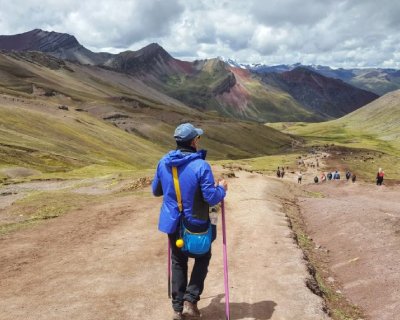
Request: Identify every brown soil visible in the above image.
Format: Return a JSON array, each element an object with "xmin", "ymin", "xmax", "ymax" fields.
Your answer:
[
  {"xmin": 285, "ymin": 149, "xmax": 400, "ymax": 319},
  {"xmin": 298, "ymin": 167, "xmax": 400, "ymax": 319},
  {"xmin": 0, "ymin": 170, "xmax": 328, "ymax": 320}
]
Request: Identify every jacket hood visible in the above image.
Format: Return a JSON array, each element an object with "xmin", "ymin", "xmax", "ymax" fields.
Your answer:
[{"xmin": 164, "ymin": 149, "xmax": 207, "ymax": 167}]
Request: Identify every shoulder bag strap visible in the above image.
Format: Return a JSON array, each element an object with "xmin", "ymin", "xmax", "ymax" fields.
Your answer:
[{"xmin": 172, "ymin": 166, "xmax": 183, "ymax": 213}]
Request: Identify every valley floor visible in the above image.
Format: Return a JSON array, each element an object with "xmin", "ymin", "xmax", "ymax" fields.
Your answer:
[{"xmin": 0, "ymin": 169, "xmax": 328, "ymax": 320}]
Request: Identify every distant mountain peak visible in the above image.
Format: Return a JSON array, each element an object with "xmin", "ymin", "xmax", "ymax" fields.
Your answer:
[
  {"xmin": 0, "ymin": 28, "xmax": 81, "ymax": 52},
  {"xmin": 137, "ymin": 42, "xmax": 170, "ymax": 58},
  {"xmin": 261, "ymin": 66, "xmax": 379, "ymax": 118},
  {"xmin": 290, "ymin": 66, "xmax": 317, "ymax": 74},
  {"xmin": 217, "ymin": 56, "xmax": 247, "ymax": 69},
  {"xmin": 144, "ymin": 42, "xmax": 163, "ymax": 50}
]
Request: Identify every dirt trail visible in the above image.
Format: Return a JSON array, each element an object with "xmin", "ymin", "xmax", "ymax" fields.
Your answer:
[
  {"xmin": 0, "ymin": 171, "xmax": 328, "ymax": 320},
  {"xmin": 288, "ymin": 149, "xmax": 400, "ymax": 319}
]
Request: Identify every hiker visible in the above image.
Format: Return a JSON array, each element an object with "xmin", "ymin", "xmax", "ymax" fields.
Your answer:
[
  {"xmin": 376, "ymin": 168, "xmax": 385, "ymax": 186},
  {"xmin": 352, "ymin": 173, "xmax": 357, "ymax": 183},
  {"xmin": 276, "ymin": 167, "xmax": 281, "ymax": 178},
  {"xmin": 320, "ymin": 172, "xmax": 326, "ymax": 182},
  {"xmin": 327, "ymin": 172, "xmax": 333, "ymax": 181},
  {"xmin": 314, "ymin": 176, "xmax": 319, "ymax": 183},
  {"xmin": 297, "ymin": 172, "xmax": 302, "ymax": 184},
  {"xmin": 334, "ymin": 170, "xmax": 340, "ymax": 180},
  {"xmin": 152, "ymin": 123, "xmax": 228, "ymax": 320},
  {"xmin": 345, "ymin": 170, "xmax": 351, "ymax": 181},
  {"xmin": 280, "ymin": 167, "xmax": 285, "ymax": 178}
]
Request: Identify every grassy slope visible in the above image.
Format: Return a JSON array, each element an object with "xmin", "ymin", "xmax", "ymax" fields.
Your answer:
[
  {"xmin": 349, "ymin": 70, "xmax": 400, "ymax": 96},
  {"xmin": 0, "ymin": 101, "xmax": 163, "ymax": 177},
  {"xmin": 159, "ymin": 59, "xmax": 320, "ymax": 122},
  {"xmin": 268, "ymin": 90, "xmax": 400, "ymax": 180},
  {"xmin": 0, "ymin": 52, "xmax": 294, "ymax": 178},
  {"xmin": 226, "ymin": 68, "xmax": 322, "ymax": 122},
  {"xmin": 160, "ymin": 59, "xmax": 228, "ymax": 110},
  {"xmin": 269, "ymin": 90, "xmax": 400, "ymax": 152}
]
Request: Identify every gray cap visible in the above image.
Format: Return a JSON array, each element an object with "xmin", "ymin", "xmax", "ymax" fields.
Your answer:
[{"xmin": 174, "ymin": 123, "xmax": 204, "ymax": 142}]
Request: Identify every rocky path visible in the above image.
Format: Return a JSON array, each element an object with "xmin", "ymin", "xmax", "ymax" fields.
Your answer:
[{"xmin": 0, "ymin": 170, "xmax": 328, "ymax": 320}]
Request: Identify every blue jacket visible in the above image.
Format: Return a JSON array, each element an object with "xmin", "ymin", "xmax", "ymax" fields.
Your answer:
[{"xmin": 152, "ymin": 149, "xmax": 226, "ymax": 234}]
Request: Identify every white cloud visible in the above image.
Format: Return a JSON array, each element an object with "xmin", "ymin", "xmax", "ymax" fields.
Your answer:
[{"xmin": 0, "ymin": 0, "xmax": 400, "ymax": 68}]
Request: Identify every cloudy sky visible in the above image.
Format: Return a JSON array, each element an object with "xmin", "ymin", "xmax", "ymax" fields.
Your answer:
[{"xmin": 1, "ymin": 0, "xmax": 400, "ymax": 68}]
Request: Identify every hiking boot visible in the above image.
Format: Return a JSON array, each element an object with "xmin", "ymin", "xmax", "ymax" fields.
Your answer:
[
  {"xmin": 182, "ymin": 301, "xmax": 201, "ymax": 318},
  {"xmin": 172, "ymin": 310, "xmax": 184, "ymax": 320}
]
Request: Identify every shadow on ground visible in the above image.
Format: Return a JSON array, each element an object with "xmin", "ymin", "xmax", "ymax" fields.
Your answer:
[{"xmin": 201, "ymin": 294, "xmax": 277, "ymax": 320}]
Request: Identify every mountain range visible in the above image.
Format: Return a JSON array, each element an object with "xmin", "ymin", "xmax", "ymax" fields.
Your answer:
[
  {"xmin": 223, "ymin": 58, "xmax": 400, "ymax": 96},
  {"xmin": 0, "ymin": 29, "xmax": 386, "ymax": 123},
  {"xmin": 1, "ymin": 28, "xmax": 400, "ymax": 181}
]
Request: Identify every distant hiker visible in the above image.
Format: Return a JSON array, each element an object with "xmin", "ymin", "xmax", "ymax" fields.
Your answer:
[
  {"xmin": 376, "ymin": 168, "xmax": 385, "ymax": 186},
  {"xmin": 327, "ymin": 172, "xmax": 333, "ymax": 181},
  {"xmin": 280, "ymin": 168, "xmax": 285, "ymax": 178},
  {"xmin": 334, "ymin": 170, "xmax": 340, "ymax": 180},
  {"xmin": 345, "ymin": 170, "xmax": 351, "ymax": 181},
  {"xmin": 297, "ymin": 172, "xmax": 302, "ymax": 184},
  {"xmin": 314, "ymin": 176, "xmax": 319, "ymax": 183},
  {"xmin": 352, "ymin": 173, "xmax": 357, "ymax": 183},
  {"xmin": 320, "ymin": 172, "xmax": 326, "ymax": 182},
  {"xmin": 276, "ymin": 167, "xmax": 281, "ymax": 178},
  {"xmin": 152, "ymin": 123, "xmax": 228, "ymax": 320}
]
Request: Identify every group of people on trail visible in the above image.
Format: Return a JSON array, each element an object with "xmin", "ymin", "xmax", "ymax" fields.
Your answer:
[
  {"xmin": 152, "ymin": 123, "xmax": 228, "ymax": 320},
  {"xmin": 312, "ymin": 168, "xmax": 385, "ymax": 185},
  {"xmin": 327, "ymin": 170, "xmax": 341, "ymax": 180},
  {"xmin": 313, "ymin": 170, "xmax": 356, "ymax": 184},
  {"xmin": 315, "ymin": 170, "xmax": 352, "ymax": 183},
  {"xmin": 276, "ymin": 166, "xmax": 286, "ymax": 178}
]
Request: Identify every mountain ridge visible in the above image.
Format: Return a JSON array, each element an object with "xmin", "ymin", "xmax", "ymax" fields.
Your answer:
[
  {"xmin": 261, "ymin": 67, "xmax": 379, "ymax": 119},
  {"xmin": 0, "ymin": 29, "xmax": 383, "ymax": 122}
]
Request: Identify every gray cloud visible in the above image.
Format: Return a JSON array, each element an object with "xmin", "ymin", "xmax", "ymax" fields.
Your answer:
[
  {"xmin": 0, "ymin": 0, "xmax": 399, "ymax": 68},
  {"xmin": 249, "ymin": 0, "xmax": 335, "ymax": 27},
  {"xmin": 0, "ymin": 0, "xmax": 184, "ymax": 48}
]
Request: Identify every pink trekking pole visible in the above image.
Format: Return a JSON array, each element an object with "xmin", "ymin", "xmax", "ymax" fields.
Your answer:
[
  {"xmin": 221, "ymin": 199, "xmax": 230, "ymax": 319},
  {"xmin": 168, "ymin": 240, "xmax": 171, "ymax": 298}
]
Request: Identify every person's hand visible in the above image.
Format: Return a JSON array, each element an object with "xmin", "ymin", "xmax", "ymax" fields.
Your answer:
[{"xmin": 218, "ymin": 179, "xmax": 228, "ymax": 191}]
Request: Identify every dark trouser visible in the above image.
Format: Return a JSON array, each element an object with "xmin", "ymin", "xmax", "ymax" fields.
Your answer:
[
  {"xmin": 377, "ymin": 177, "xmax": 384, "ymax": 185},
  {"xmin": 168, "ymin": 231, "xmax": 212, "ymax": 312}
]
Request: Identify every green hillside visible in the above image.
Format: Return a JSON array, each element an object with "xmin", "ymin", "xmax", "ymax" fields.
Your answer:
[
  {"xmin": 0, "ymin": 100, "xmax": 163, "ymax": 178},
  {"xmin": 225, "ymin": 69, "xmax": 322, "ymax": 122},
  {"xmin": 0, "ymin": 52, "xmax": 294, "ymax": 181},
  {"xmin": 155, "ymin": 59, "xmax": 320, "ymax": 122},
  {"xmin": 349, "ymin": 70, "xmax": 400, "ymax": 96},
  {"xmin": 270, "ymin": 89, "xmax": 400, "ymax": 153},
  {"xmin": 268, "ymin": 90, "xmax": 400, "ymax": 181}
]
